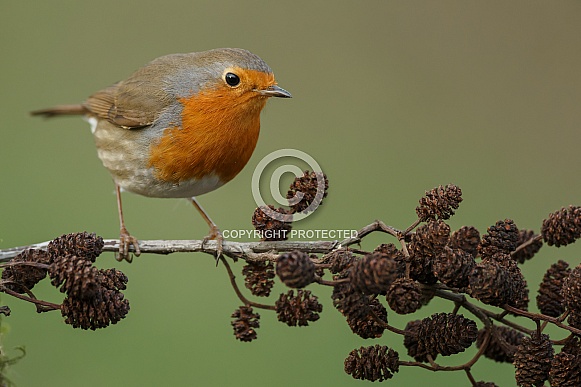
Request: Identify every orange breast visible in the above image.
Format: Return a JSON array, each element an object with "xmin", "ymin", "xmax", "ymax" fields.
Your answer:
[{"xmin": 148, "ymin": 85, "xmax": 267, "ymax": 184}]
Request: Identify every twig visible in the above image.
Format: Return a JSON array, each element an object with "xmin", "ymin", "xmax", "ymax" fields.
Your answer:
[
  {"xmin": 362, "ymin": 304, "xmax": 407, "ymax": 336},
  {"xmin": 383, "ymin": 322, "xmax": 407, "ymax": 336},
  {"xmin": 0, "ymin": 287, "xmax": 60, "ymax": 311},
  {"xmin": 337, "ymin": 220, "xmax": 400, "ymax": 247},
  {"xmin": 465, "ymin": 369, "xmax": 478, "ymax": 386},
  {"xmin": 552, "ymin": 334, "xmax": 573, "ymax": 346},
  {"xmin": 0, "ymin": 220, "xmax": 415, "ymax": 262},
  {"xmin": 431, "ymin": 287, "xmax": 492, "ymax": 328},
  {"xmin": 0, "ymin": 239, "xmax": 340, "ymax": 262},
  {"xmin": 503, "ymin": 304, "xmax": 581, "ymax": 336},
  {"xmin": 482, "ymin": 310, "xmax": 535, "ymax": 336},
  {"xmin": 315, "ymin": 276, "xmax": 348, "ymax": 286},
  {"xmin": 402, "ymin": 219, "xmax": 422, "ymax": 235},
  {"xmin": 219, "ymin": 257, "xmax": 275, "ymax": 310},
  {"xmin": 511, "ymin": 234, "xmax": 542, "ymax": 259}
]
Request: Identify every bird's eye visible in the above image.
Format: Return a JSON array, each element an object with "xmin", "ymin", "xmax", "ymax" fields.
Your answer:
[{"xmin": 225, "ymin": 72, "xmax": 240, "ymax": 87}]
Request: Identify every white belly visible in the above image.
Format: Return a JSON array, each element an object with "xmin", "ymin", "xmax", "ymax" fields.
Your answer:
[{"xmin": 119, "ymin": 173, "xmax": 225, "ymax": 198}]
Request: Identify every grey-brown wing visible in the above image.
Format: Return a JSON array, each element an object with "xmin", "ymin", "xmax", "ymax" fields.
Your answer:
[{"xmin": 84, "ymin": 77, "xmax": 173, "ymax": 129}]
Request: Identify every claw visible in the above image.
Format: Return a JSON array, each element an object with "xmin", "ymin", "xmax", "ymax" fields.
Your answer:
[
  {"xmin": 116, "ymin": 226, "xmax": 140, "ymax": 262},
  {"xmin": 190, "ymin": 197, "xmax": 224, "ymax": 265},
  {"xmin": 114, "ymin": 184, "xmax": 140, "ymax": 262},
  {"xmin": 202, "ymin": 225, "xmax": 224, "ymax": 265}
]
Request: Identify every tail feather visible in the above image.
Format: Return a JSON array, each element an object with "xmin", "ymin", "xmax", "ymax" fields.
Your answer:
[{"xmin": 30, "ymin": 104, "xmax": 88, "ymax": 118}]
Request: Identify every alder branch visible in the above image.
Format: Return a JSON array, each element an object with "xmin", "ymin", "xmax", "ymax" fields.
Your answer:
[
  {"xmin": 0, "ymin": 220, "xmax": 401, "ymax": 262},
  {"xmin": 0, "ymin": 239, "xmax": 340, "ymax": 262},
  {"xmin": 1, "ymin": 182, "xmax": 580, "ymax": 387}
]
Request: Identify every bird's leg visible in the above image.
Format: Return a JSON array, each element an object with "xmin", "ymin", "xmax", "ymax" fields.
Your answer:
[
  {"xmin": 190, "ymin": 197, "xmax": 223, "ymax": 261},
  {"xmin": 115, "ymin": 184, "xmax": 140, "ymax": 262}
]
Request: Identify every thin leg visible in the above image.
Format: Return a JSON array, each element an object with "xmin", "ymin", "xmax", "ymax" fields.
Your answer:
[
  {"xmin": 190, "ymin": 197, "xmax": 224, "ymax": 261},
  {"xmin": 116, "ymin": 184, "xmax": 140, "ymax": 262}
]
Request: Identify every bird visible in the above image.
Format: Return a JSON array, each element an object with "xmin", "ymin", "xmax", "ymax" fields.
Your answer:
[{"xmin": 31, "ymin": 48, "xmax": 291, "ymax": 262}]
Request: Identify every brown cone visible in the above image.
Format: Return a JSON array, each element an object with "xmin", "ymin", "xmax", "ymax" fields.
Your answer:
[
  {"xmin": 276, "ymin": 251, "xmax": 316, "ymax": 288},
  {"xmin": 332, "ymin": 282, "xmax": 371, "ymax": 321},
  {"xmin": 549, "ymin": 336, "xmax": 581, "ymax": 387},
  {"xmin": 251, "ymin": 205, "xmax": 292, "ymax": 241},
  {"xmin": 433, "ymin": 246, "xmax": 475, "ymax": 289},
  {"xmin": 347, "ymin": 297, "xmax": 387, "ymax": 339},
  {"xmin": 537, "ymin": 260, "xmax": 570, "ymax": 317},
  {"xmin": 563, "ymin": 263, "xmax": 581, "ymax": 317},
  {"xmin": 61, "ymin": 288, "xmax": 129, "ymax": 330},
  {"xmin": 416, "ymin": 183, "xmax": 463, "ymax": 222},
  {"xmin": 344, "ymin": 345, "xmax": 399, "ymax": 382},
  {"xmin": 287, "ymin": 170, "xmax": 328, "ymax": 214},
  {"xmin": 47, "ymin": 232, "xmax": 104, "ymax": 262},
  {"xmin": 386, "ymin": 278, "xmax": 422, "ymax": 315},
  {"xmin": 275, "ymin": 289, "xmax": 322, "ymax": 327},
  {"xmin": 513, "ymin": 333, "xmax": 554, "ymax": 387},
  {"xmin": 349, "ymin": 250, "xmax": 399, "ymax": 295},
  {"xmin": 242, "ymin": 261, "xmax": 275, "ymax": 297},
  {"xmin": 478, "ymin": 219, "xmax": 519, "ymax": 259},
  {"xmin": 541, "ymin": 205, "xmax": 581, "ymax": 247},
  {"xmin": 449, "ymin": 225, "xmax": 480, "ymax": 258},
  {"xmin": 414, "ymin": 313, "xmax": 478, "ymax": 358},
  {"xmin": 406, "ymin": 220, "xmax": 450, "ymax": 284},
  {"xmin": 231, "ymin": 305, "xmax": 260, "ymax": 342},
  {"xmin": 1, "ymin": 249, "xmax": 50, "ymax": 293}
]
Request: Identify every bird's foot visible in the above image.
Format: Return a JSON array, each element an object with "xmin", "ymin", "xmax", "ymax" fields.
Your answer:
[
  {"xmin": 202, "ymin": 225, "xmax": 224, "ymax": 264},
  {"xmin": 116, "ymin": 227, "xmax": 141, "ymax": 262}
]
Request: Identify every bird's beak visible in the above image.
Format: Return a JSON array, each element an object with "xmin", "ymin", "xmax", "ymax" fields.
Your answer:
[{"xmin": 256, "ymin": 85, "xmax": 292, "ymax": 98}]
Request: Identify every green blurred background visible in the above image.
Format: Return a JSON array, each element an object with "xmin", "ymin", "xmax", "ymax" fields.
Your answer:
[{"xmin": 1, "ymin": 1, "xmax": 580, "ymax": 386}]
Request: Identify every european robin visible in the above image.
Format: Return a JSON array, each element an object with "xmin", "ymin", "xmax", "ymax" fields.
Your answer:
[{"xmin": 32, "ymin": 48, "xmax": 291, "ymax": 261}]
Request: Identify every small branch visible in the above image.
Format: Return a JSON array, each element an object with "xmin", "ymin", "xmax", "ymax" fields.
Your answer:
[
  {"xmin": 511, "ymin": 234, "xmax": 543, "ymax": 259},
  {"xmin": 0, "ymin": 261, "xmax": 50, "ymax": 270},
  {"xmin": 432, "ymin": 285, "xmax": 538, "ymax": 337},
  {"xmin": 383, "ymin": 322, "xmax": 407, "ymax": 336},
  {"xmin": 338, "ymin": 220, "xmax": 400, "ymax": 247},
  {"xmin": 0, "ymin": 239, "xmax": 340, "ymax": 262},
  {"xmin": 0, "ymin": 287, "xmax": 61, "ymax": 311},
  {"xmin": 502, "ymin": 304, "xmax": 581, "ymax": 336},
  {"xmin": 399, "ymin": 358, "xmax": 472, "ymax": 372},
  {"xmin": 0, "ymin": 241, "xmax": 52, "ymax": 261},
  {"xmin": 341, "ymin": 248, "xmax": 371, "ymax": 256},
  {"xmin": 465, "ymin": 368, "xmax": 478, "ymax": 386},
  {"xmin": 552, "ymin": 334, "xmax": 573, "ymax": 346},
  {"xmin": 399, "ymin": 360, "xmax": 439, "ymax": 371},
  {"xmin": 314, "ymin": 276, "xmax": 348, "ymax": 287},
  {"xmin": 465, "ymin": 325, "xmax": 490, "ymax": 368},
  {"xmin": 451, "ymin": 302, "xmax": 461, "ymax": 316},
  {"xmin": 402, "ymin": 219, "xmax": 422, "ymax": 235},
  {"xmin": 0, "ymin": 220, "xmax": 411, "ymax": 262},
  {"xmin": 220, "ymin": 257, "xmax": 275, "ymax": 310},
  {"xmin": 431, "ymin": 287, "xmax": 492, "ymax": 329},
  {"xmin": 482, "ymin": 309, "xmax": 535, "ymax": 336},
  {"xmin": 426, "ymin": 354, "xmax": 439, "ymax": 369}
]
